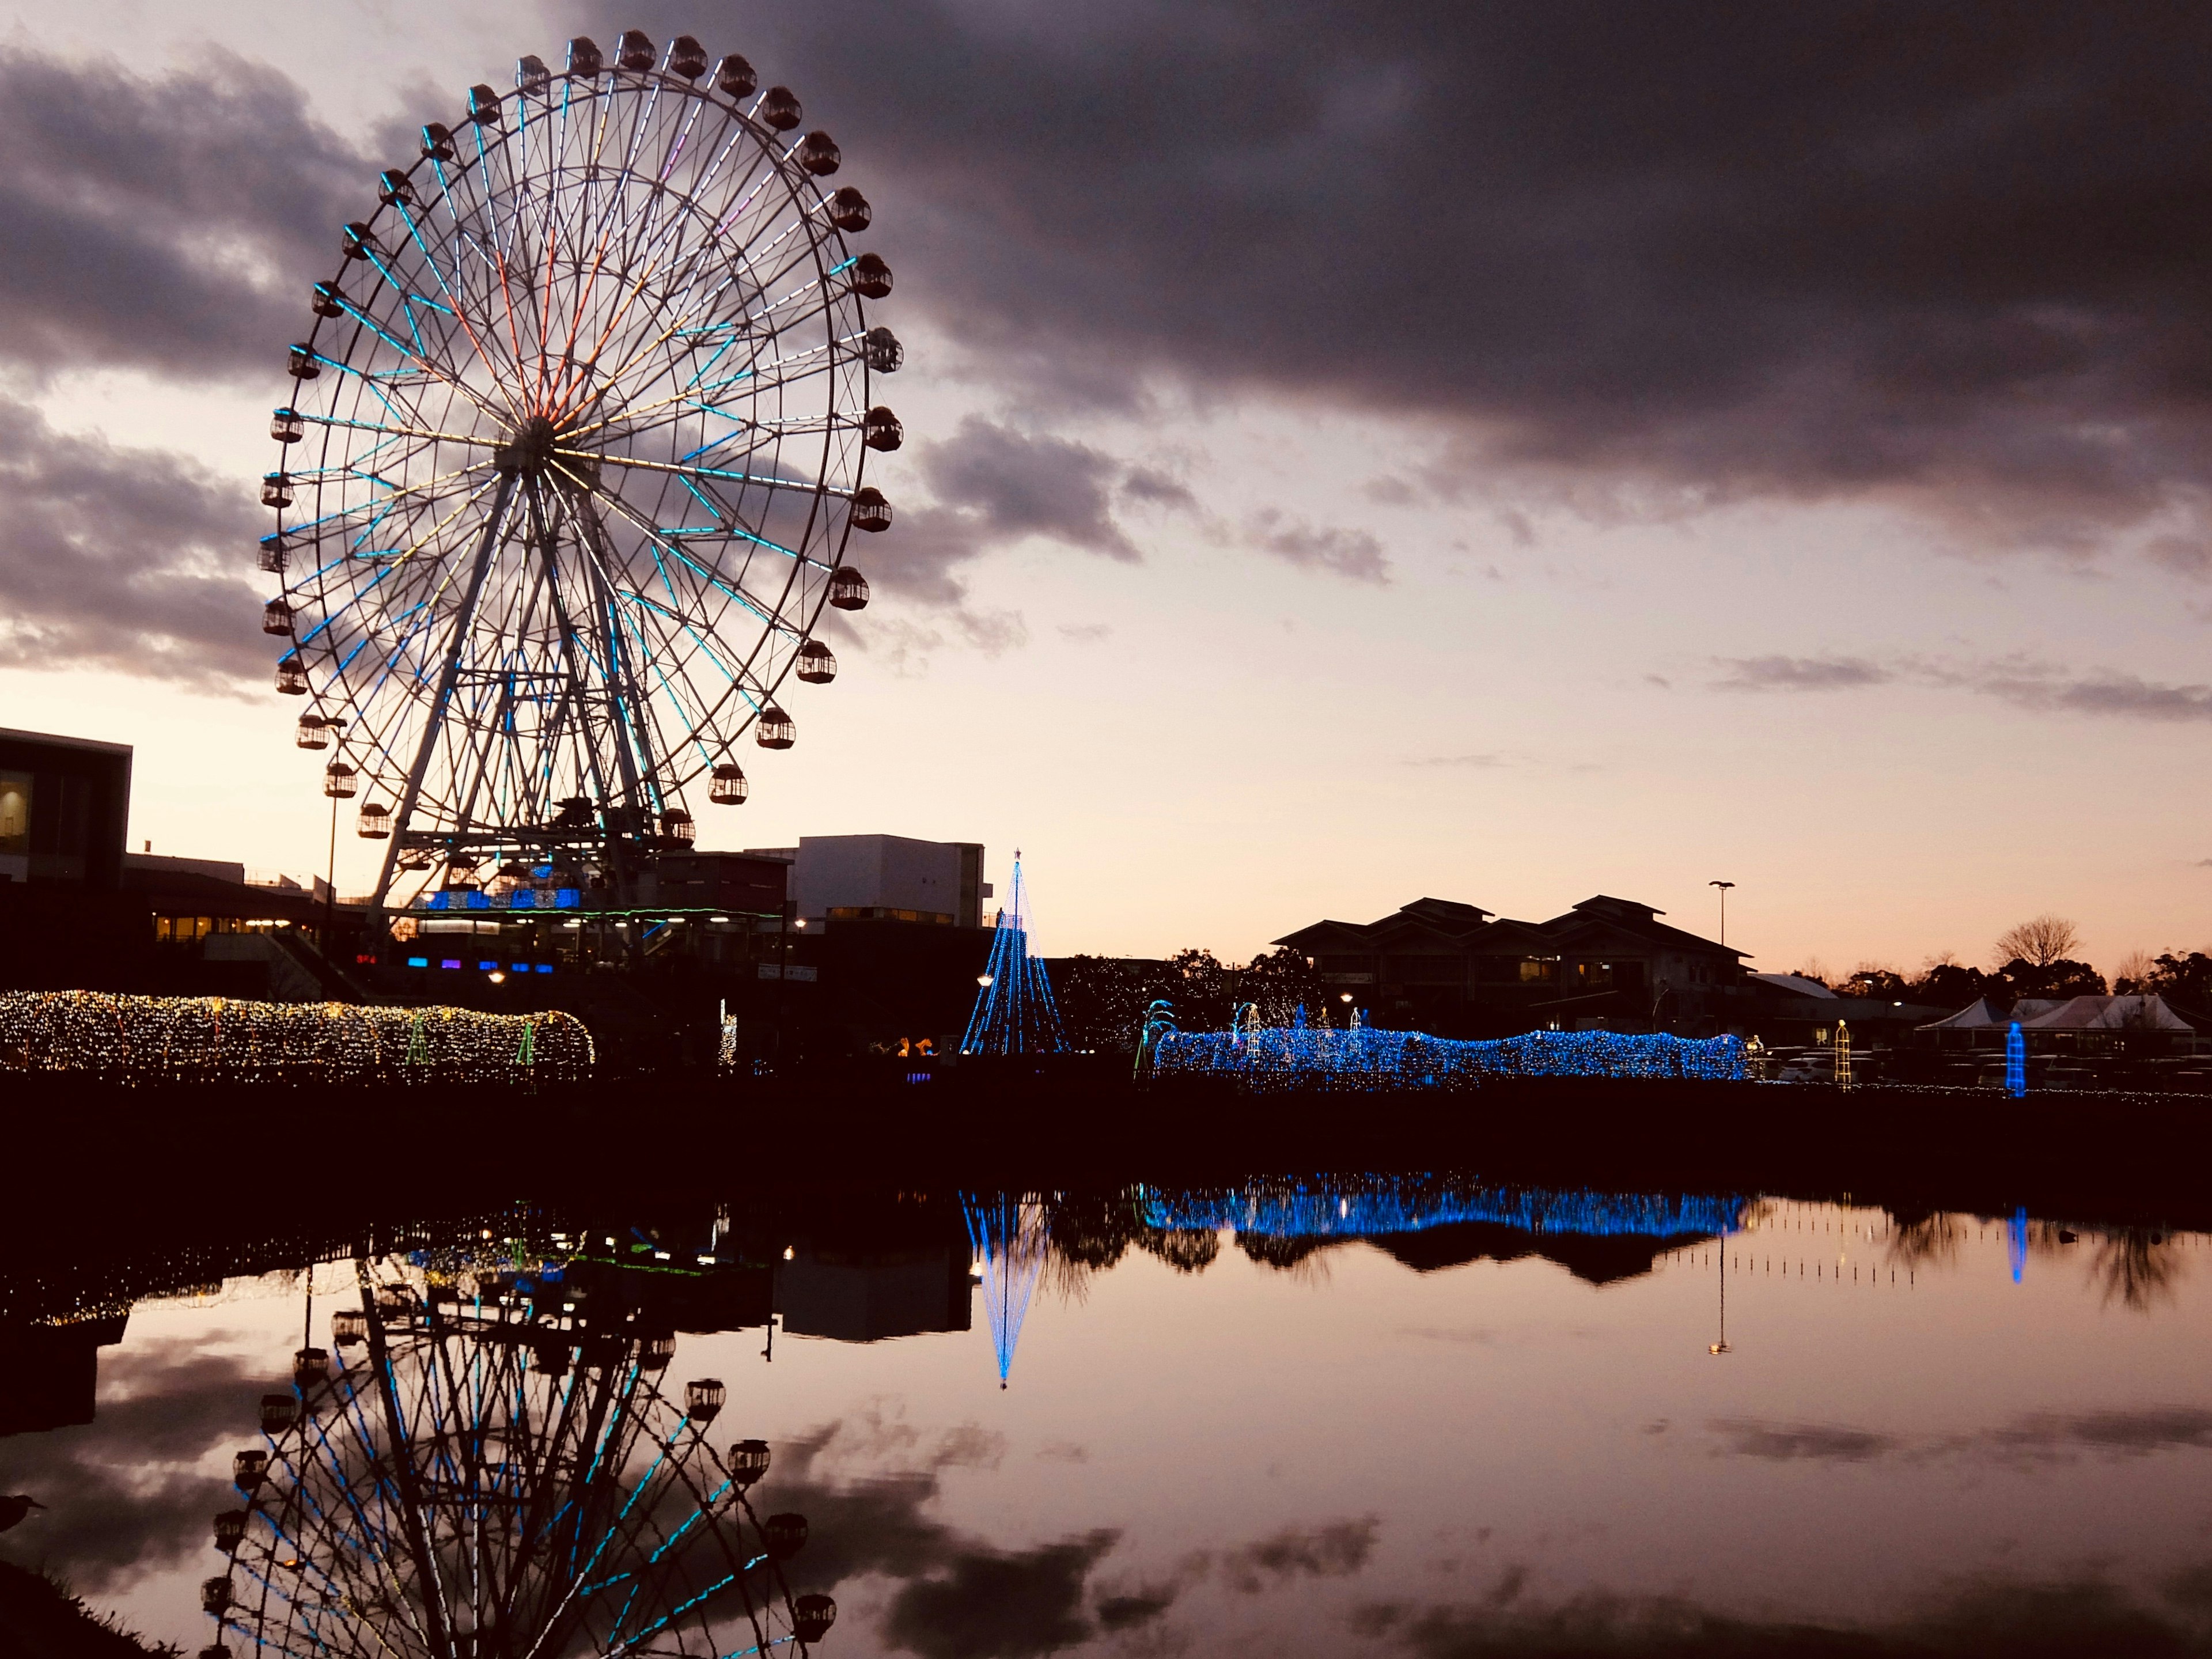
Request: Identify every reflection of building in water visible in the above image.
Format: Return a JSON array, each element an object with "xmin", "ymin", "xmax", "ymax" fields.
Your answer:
[
  {"xmin": 203, "ymin": 1255, "xmax": 835, "ymax": 1659},
  {"xmin": 0, "ymin": 1315, "xmax": 128, "ymax": 1437},
  {"xmin": 779, "ymin": 1245, "xmax": 972, "ymax": 1342}
]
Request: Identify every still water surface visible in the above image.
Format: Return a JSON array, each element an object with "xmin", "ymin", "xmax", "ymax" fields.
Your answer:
[{"xmin": 3, "ymin": 1177, "xmax": 2207, "ymax": 1655}]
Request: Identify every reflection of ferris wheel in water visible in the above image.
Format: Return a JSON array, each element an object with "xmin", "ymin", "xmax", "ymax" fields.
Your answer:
[
  {"xmin": 202, "ymin": 1257, "xmax": 834, "ymax": 1659},
  {"xmin": 262, "ymin": 32, "xmax": 902, "ymax": 910}
]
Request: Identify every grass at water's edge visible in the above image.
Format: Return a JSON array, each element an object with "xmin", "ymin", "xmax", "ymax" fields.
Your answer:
[{"xmin": 0, "ymin": 1562, "xmax": 176, "ymax": 1658}]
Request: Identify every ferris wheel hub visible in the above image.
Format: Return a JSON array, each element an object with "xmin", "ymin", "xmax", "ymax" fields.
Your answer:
[{"xmin": 496, "ymin": 414, "xmax": 568, "ymax": 479}]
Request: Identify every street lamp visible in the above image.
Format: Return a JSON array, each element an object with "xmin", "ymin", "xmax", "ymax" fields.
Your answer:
[
  {"xmin": 1708, "ymin": 880, "xmax": 1735, "ymax": 946},
  {"xmin": 1709, "ymin": 1242, "xmax": 1732, "ymax": 1355}
]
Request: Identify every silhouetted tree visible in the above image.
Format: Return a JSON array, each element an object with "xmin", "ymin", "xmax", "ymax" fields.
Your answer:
[
  {"xmin": 2129, "ymin": 950, "xmax": 2212, "ymax": 1010},
  {"xmin": 1138, "ymin": 1228, "xmax": 1222, "ymax": 1274},
  {"xmin": 1234, "ymin": 946, "xmax": 1327, "ymax": 1027},
  {"xmin": 1991, "ymin": 914, "xmax": 2081, "ymax": 970},
  {"xmin": 1840, "ymin": 964, "xmax": 1911, "ymax": 1000},
  {"xmin": 1997, "ymin": 956, "xmax": 2105, "ymax": 999},
  {"xmin": 1049, "ymin": 955, "xmax": 1163, "ymax": 1051},
  {"xmin": 1910, "ymin": 961, "xmax": 2002, "ymax": 1008}
]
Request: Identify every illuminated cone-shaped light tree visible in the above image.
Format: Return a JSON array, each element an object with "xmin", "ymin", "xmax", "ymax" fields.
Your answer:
[{"xmin": 960, "ymin": 853, "xmax": 1067, "ymax": 1055}]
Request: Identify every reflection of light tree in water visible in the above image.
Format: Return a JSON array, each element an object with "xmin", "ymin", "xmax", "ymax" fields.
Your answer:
[
  {"xmin": 202, "ymin": 1256, "xmax": 834, "ymax": 1659},
  {"xmin": 963, "ymin": 1197, "xmax": 1050, "ymax": 1388}
]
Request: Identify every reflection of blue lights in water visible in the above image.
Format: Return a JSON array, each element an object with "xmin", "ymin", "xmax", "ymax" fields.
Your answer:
[
  {"xmin": 2009, "ymin": 1206, "xmax": 2029, "ymax": 1283},
  {"xmin": 1150, "ymin": 1025, "xmax": 1745, "ymax": 1087},
  {"xmin": 1139, "ymin": 1176, "xmax": 1745, "ymax": 1241},
  {"xmin": 961, "ymin": 1194, "xmax": 1048, "ymax": 1386}
]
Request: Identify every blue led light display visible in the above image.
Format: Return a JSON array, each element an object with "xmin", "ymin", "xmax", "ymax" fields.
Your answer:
[
  {"xmin": 1147, "ymin": 1022, "xmax": 1745, "ymax": 1088},
  {"xmin": 960, "ymin": 854, "xmax": 1069, "ymax": 1056},
  {"xmin": 406, "ymin": 956, "xmax": 429, "ymax": 968},
  {"xmin": 2006, "ymin": 1020, "xmax": 2026, "ymax": 1098}
]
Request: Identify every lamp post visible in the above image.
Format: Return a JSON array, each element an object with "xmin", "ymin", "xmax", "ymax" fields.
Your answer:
[
  {"xmin": 321, "ymin": 719, "xmax": 353, "ymax": 958},
  {"xmin": 1709, "ymin": 1240, "xmax": 1731, "ymax": 1355},
  {"xmin": 1708, "ymin": 880, "xmax": 1735, "ymax": 946}
]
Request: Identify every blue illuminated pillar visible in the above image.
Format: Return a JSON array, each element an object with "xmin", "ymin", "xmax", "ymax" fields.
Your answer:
[{"xmin": 2006, "ymin": 1020, "xmax": 2025, "ymax": 1098}]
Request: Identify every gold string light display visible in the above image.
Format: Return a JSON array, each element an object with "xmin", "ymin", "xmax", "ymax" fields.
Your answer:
[{"xmin": 0, "ymin": 991, "xmax": 593, "ymax": 1084}]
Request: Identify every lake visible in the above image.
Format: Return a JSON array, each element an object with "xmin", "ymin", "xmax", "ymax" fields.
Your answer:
[{"xmin": 1, "ymin": 1175, "xmax": 2206, "ymax": 1657}]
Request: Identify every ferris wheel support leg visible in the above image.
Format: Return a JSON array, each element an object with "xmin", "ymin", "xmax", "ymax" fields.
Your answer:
[
  {"xmin": 530, "ymin": 486, "xmax": 619, "ymax": 838},
  {"xmin": 356, "ymin": 1258, "xmax": 460, "ymax": 1659},
  {"xmin": 572, "ymin": 494, "xmax": 658, "ymax": 910},
  {"xmin": 369, "ymin": 472, "xmax": 520, "ymax": 930}
]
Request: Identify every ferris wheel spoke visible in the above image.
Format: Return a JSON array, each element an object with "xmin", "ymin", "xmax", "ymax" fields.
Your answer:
[
  {"xmin": 582, "ymin": 478, "xmax": 800, "ymax": 628},
  {"xmin": 331, "ymin": 283, "xmax": 518, "ymax": 426},
  {"xmin": 387, "ymin": 199, "xmax": 530, "ymax": 419},
  {"xmin": 579, "ymin": 331, "xmax": 846, "ymax": 444}
]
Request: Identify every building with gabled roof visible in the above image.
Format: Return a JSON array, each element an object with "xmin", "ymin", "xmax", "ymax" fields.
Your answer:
[{"xmin": 1273, "ymin": 893, "xmax": 1748, "ymax": 1036}]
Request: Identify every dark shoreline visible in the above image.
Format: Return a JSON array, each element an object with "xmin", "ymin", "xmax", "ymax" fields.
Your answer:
[{"xmin": 4, "ymin": 1069, "xmax": 2206, "ymax": 1238}]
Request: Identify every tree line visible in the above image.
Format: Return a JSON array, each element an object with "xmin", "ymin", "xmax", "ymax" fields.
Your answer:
[
  {"xmin": 1804, "ymin": 913, "xmax": 2212, "ymax": 1011},
  {"xmin": 1050, "ymin": 947, "xmax": 1327, "ymax": 1051}
]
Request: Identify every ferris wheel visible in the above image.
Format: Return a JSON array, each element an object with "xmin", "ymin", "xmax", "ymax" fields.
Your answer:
[
  {"xmin": 261, "ymin": 32, "xmax": 901, "ymax": 909},
  {"xmin": 199, "ymin": 1256, "xmax": 832, "ymax": 1659}
]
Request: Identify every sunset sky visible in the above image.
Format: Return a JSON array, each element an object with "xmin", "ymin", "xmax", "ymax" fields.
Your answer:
[{"xmin": 3, "ymin": 1, "xmax": 2210, "ymax": 974}]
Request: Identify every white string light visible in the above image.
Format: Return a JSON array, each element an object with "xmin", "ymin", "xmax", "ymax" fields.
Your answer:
[{"xmin": 0, "ymin": 991, "xmax": 593, "ymax": 1083}]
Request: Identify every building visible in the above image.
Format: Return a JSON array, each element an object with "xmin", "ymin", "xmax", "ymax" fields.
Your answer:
[
  {"xmin": 1738, "ymin": 972, "xmax": 1952, "ymax": 1045},
  {"xmin": 1275, "ymin": 894, "xmax": 1748, "ymax": 1035},
  {"xmin": 777, "ymin": 1244, "xmax": 974, "ymax": 1342},
  {"xmin": 0, "ymin": 1315, "xmax": 129, "ymax": 1437},
  {"xmin": 744, "ymin": 834, "xmax": 989, "ymax": 928},
  {"xmin": 0, "ymin": 727, "xmax": 131, "ymax": 888}
]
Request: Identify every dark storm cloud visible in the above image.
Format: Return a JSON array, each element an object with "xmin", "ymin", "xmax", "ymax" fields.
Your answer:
[
  {"xmin": 758, "ymin": 1417, "xmax": 1389, "ymax": 1654},
  {"xmin": 0, "ymin": 47, "xmax": 367, "ymax": 686},
  {"xmin": 0, "ymin": 396, "xmax": 269, "ymax": 689},
  {"xmin": 919, "ymin": 418, "xmax": 1142, "ymax": 562},
  {"xmin": 874, "ymin": 416, "xmax": 1181, "ymax": 615},
  {"xmin": 0, "ymin": 1341, "xmax": 265, "ymax": 1593},
  {"xmin": 1713, "ymin": 653, "xmax": 2212, "ymax": 719},
  {"xmin": 592, "ymin": 1, "xmax": 2212, "ymax": 537},
  {"xmin": 880, "ymin": 1531, "xmax": 1119, "ymax": 1659},
  {"xmin": 1217, "ymin": 1517, "xmax": 1379, "ymax": 1593},
  {"xmin": 1369, "ymin": 1571, "xmax": 2212, "ymax": 1657},
  {"xmin": 1706, "ymin": 1419, "xmax": 1903, "ymax": 1463},
  {"xmin": 0, "ymin": 48, "xmax": 365, "ymax": 382},
  {"xmin": 1707, "ymin": 1406, "xmax": 2212, "ymax": 1468}
]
